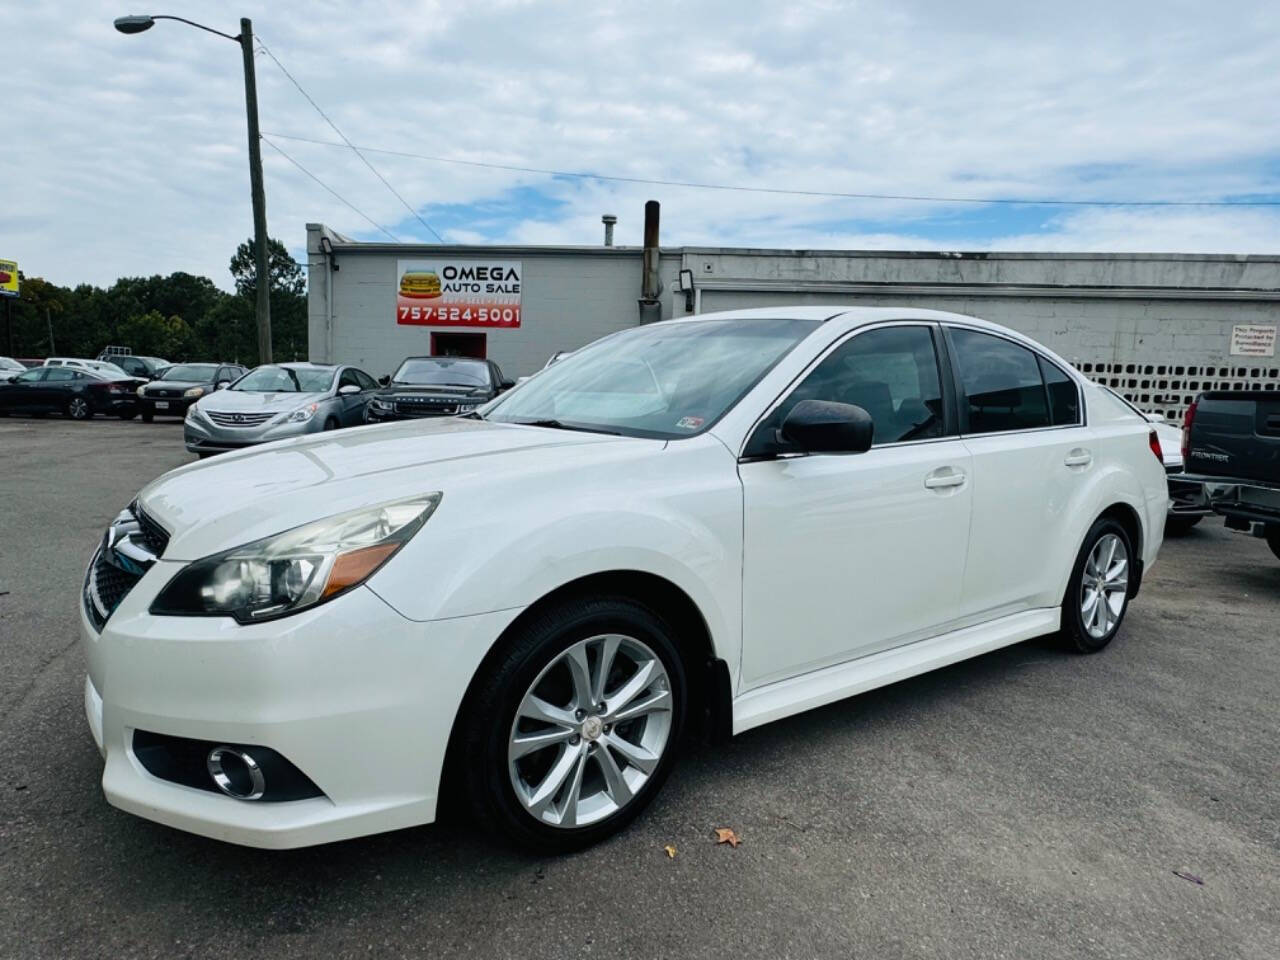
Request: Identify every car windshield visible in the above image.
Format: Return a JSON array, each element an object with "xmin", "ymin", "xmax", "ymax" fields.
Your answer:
[
  {"xmin": 161, "ymin": 364, "xmax": 218, "ymax": 381},
  {"xmin": 392, "ymin": 358, "xmax": 491, "ymax": 387},
  {"xmin": 231, "ymin": 366, "xmax": 335, "ymax": 393},
  {"xmin": 483, "ymin": 317, "xmax": 821, "ymax": 439}
]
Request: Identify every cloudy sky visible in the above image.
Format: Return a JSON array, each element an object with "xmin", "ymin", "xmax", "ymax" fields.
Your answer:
[{"xmin": 5, "ymin": 0, "xmax": 1280, "ymax": 290}]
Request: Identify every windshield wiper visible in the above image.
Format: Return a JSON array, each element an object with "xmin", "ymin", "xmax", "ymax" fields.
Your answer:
[{"xmin": 505, "ymin": 418, "xmax": 621, "ymax": 436}]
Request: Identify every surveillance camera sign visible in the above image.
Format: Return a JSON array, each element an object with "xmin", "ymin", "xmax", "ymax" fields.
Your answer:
[{"xmin": 396, "ymin": 259, "xmax": 522, "ymax": 328}]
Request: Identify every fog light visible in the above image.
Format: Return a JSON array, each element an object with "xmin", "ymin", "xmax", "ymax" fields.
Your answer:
[{"xmin": 207, "ymin": 746, "xmax": 266, "ymax": 800}]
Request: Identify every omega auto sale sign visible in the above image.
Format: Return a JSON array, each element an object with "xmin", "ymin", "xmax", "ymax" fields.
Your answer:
[{"xmin": 396, "ymin": 259, "xmax": 522, "ymax": 328}]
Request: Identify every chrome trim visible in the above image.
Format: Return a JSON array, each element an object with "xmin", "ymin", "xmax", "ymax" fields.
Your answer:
[{"xmin": 207, "ymin": 747, "xmax": 266, "ymax": 801}]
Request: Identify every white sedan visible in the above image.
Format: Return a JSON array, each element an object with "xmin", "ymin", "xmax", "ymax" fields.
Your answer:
[{"xmin": 80, "ymin": 308, "xmax": 1168, "ymax": 851}]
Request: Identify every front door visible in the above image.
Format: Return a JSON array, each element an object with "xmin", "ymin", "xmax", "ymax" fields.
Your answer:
[{"xmin": 738, "ymin": 323, "xmax": 973, "ymax": 690}]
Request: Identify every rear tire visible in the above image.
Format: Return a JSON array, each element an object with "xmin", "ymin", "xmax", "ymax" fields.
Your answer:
[
  {"xmin": 117, "ymin": 411, "xmax": 137, "ymax": 421},
  {"xmin": 1059, "ymin": 517, "xmax": 1134, "ymax": 654},
  {"xmin": 141, "ymin": 409, "xmax": 154, "ymax": 423},
  {"xmin": 66, "ymin": 396, "xmax": 92, "ymax": 420},
  {"xmin": 461, "ymin": 595, "xmax": 687, "ymax": 853},
  {"xmin": 1163, "ymin": 514, "xmax": 1202, "ymax": 537}
]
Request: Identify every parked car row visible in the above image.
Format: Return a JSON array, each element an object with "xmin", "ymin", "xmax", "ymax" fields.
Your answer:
[{"xmin": 0, "ymin": 364, "xmax": 143, "ymax": 419}]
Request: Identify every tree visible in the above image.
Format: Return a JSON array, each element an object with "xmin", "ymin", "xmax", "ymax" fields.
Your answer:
[
  {"xmin": 229, "ymin": 237, "xmax": 305, "ymax": 298},
  {"xmin": 117, "ymin": 310, "xmax": 195, "ymax": 360},
  {"xmin": 228, "ymin": 237, "xmax": 308, "ymax": 362}
]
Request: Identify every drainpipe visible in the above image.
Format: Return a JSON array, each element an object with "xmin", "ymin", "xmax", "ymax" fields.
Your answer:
[
  {"xmin": 602, "ymin": 214, "xmax": 617, "ymax": 247},
  {"xmin": 638, "ymin": 200, "xmax": 663, "ymax": 324}
]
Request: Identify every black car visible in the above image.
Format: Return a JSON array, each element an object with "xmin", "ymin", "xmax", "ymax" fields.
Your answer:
[
  {"xmin": 365, "ymin": 356, "xmax": 513, "ymax": 423},
  {"xmin": 0, "ymin": 366, "xmax": 143, "ymax": 420},
  {"xmin": 137, "ymin": 362, "xmax": 247, "ymax": 422},
  {"xmin": 100, "ymin": 355, "xmax": 169, "ymax": 380}
]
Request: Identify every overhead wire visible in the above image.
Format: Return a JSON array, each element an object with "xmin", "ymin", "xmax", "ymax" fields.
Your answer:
[
  {"xmin": 260, "ymin": 131, "xmax": 1280, "ymax": 209},
  {"xmin": 260, "ymin": 136, "xmax": 400, "ymax": 242},
  {"xmin": 255, "ymin": 40, "xmax": 445, "ymax": 241}
]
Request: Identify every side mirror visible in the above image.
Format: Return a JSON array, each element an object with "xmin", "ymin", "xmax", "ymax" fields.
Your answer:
[
  {"xmin": 338, "ymin": 383, "xmax": 360, "ymax": 395},
  {"xmin": 215, "ymin": 381, "xmax": 230, "ymax": 390},
  {"xmin": 781, "ymin": 399, "xmax": 873, "ymax": 454},
  {"xmin": 378, "ymin": 375, "xmax": 390, "ymax": 386},
  {"xmin": 500, "ymin": 378, "xmax": 516, "ymax": 391}
]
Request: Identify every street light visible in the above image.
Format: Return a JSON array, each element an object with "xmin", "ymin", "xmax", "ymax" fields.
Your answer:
[{"xmin": 114, "ymin": 13, "xmax": 273, "ymax": 364}]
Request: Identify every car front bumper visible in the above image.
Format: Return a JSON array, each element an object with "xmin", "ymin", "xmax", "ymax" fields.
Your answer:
[
  {"xmin": 364, "ymin": 405, "xmax": 463, "ymax": 423},
  {"xmin": 81, "ymin": 563, "xmax": 522, "ymax": 848},
  {"xmin": 183, "ymin": 414, "xmax": 325, "ymax": 453},
  {"xmin": 139, "ymin": 395, "xmax": 198, "ymax": 417}
]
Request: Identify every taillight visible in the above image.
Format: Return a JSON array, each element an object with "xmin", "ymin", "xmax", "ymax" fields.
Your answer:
[
  {"xmin": 1148, "ymin": 428, "xmax": 1163, "ymax": 464},
  {"xmin": 1181, "ymin": 400, "xmax": 1197, "ymax": 461}
]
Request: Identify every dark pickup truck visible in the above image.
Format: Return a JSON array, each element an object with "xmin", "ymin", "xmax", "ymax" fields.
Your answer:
[{"xmin": 1182, "ymin": 390, "xmax": 1280, "ymax": 561}]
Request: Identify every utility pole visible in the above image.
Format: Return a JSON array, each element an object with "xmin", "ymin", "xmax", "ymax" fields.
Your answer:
[
  {"xmin": 114, "ymin": 13, "xmax": 272, "ymax": 363},
  {"xmin": 239, "ymin": 17, "xmax": 272, "ymax": 364}
]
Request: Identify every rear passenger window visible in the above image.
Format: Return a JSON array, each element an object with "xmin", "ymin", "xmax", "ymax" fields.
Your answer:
[
  {"xmin": 1039, "ymin": 357, "xmax": 1080, "ymax": 426},
  {"xmin": 949, "ymin": 328, "xmax": 1050, "ymax": 434}
]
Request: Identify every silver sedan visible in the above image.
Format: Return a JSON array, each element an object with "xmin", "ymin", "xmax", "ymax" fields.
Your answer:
[{"xmin": 183, "ymin": 362, "xmax": 380, "ymax": 457}]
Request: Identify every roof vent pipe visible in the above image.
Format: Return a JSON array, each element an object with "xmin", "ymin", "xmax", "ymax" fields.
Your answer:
[
  {"xmin": 638, "ymin": 201, "xmax": 663, "ymax": 323},
  {"xmin": 602, "ymin": 214, "xmax": 617, "ymax": 247}
]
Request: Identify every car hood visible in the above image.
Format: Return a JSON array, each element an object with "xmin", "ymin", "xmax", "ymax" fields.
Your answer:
[
  {"xmin": 145, "ymin": 379, "xmax": 211, "ymax": 391},
  {"xmin": 198, "ymin": 390, "xmax": 330, "ymax": 413},
  {"xmin": 137, "ymin": 417, "xmax": 645, "ymax": 560},
  {"xmin": 375, "ymin": 383, "xmax": 490, "ymax": 399}
]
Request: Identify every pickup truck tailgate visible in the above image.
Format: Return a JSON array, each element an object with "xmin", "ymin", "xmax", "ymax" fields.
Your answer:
[{"xmin": 1187, "ymin": 392, "xmax": 1280, "ymax": 484}]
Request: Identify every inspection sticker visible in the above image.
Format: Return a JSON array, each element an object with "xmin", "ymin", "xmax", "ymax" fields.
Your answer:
[{"xmin": 675, "ymin": 416, "xmax": 704, "ymax": 430}]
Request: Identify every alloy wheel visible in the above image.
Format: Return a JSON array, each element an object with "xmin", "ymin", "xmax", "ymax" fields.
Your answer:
[
  {"xmin": 69, "ymin": 397, "xmax": 89, "ymax": 419},
  {"xmin": 1081, "ymin": 533, "xmax": 1128, "ymax": 638},
  {"xmin": 508, "ymin": 633, "xmax": 673, "ymax": 829}
]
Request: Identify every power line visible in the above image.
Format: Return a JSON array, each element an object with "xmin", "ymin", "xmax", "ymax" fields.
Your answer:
[
  {"xmin": 255, "ymin": 41, "xmax": 446, "ymax": 241},
  {"xmin": 260, "ymin": 130, "xmax": 1280, "ymax": 209},
  {"xmin": 261, "ymin": 136, "xmax": 400, "ymax": 241}
]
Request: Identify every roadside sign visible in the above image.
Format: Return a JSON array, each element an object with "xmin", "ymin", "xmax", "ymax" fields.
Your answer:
[
  {"xmin": 1229, "ymin": 324, "xmax": 1277, "ymax": 357},
  {"xmin": 395, "ymin": 259, "xmax": 522, "ymax": 328},
  {"xmin": 0, "ymin": 258, "xmax": 17, "ymax": 297}
]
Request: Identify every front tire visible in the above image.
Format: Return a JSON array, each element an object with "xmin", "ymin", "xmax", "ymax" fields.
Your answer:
[
  {"xmin": 461, "ymin": 596, "xmax": 687, "ymax": 852},
  {"xmin": 141, "ymin": 409, "xmax": 154, "ymax": 423},
  {"xmin": 1060, "ymin": 518, "xmax": 1134, "ymax": 653}
]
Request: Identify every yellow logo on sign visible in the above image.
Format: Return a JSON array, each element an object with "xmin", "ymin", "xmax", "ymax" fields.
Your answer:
[{"xmin": 0, "ymin": 259, "xmax": 17, "ymax": 296}]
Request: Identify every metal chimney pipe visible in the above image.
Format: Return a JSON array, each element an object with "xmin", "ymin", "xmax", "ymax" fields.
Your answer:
[
  {"xmin": 641, "ymin": 201, "xmax": 661, "ymax": 300},
  {"xmin": 602, "ymin": 214, "xmax": 617, "ymax": 247},
  {"xmin": 638, "ymin": 201, "xmax": 662, "ymax": 323}
]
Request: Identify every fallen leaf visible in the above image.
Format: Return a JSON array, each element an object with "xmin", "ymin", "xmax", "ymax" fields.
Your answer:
[
  {"xmin": 663, "ymin": 844, "xmax": 677, "ymax": 859},
  {"xmin": 1173, "ymin": 871, "xmax": 1204, "ymax": 886},
  {"xmin": 714, "ymin": 827, "xmax": 741, "ymax": 848}
]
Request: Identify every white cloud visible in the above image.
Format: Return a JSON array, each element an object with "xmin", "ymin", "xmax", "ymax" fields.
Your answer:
[{"xmin": 2, "ymin": 0, "xmax": 1279, "ymax": 291}]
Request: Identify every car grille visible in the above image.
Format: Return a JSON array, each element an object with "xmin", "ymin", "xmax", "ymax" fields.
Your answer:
[
  {"xmin": 394, "ymin": 400, "xmax": 457, "ymax": 416},
  {"xmin": 205, "ymin": 410, "xmax": 276, "ymax": 427},
  {"xmin": 132, "ymin": 504, "xmax": 170, "ymax": 557},
  {"xmin": 148, "ymin": 388, "xmax": 184, "ymax": 399},
  {"xmin": 84, "ymin": 547, "xmax": 142, "ymax": 631}
]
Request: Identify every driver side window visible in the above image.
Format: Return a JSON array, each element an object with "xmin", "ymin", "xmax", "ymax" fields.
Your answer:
[{"xmin": 746, "ymin": 325, "xmax": 947, "ymax": 456}]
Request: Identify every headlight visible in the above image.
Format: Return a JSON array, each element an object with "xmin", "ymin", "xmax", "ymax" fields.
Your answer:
[
  {"xmin": 185, "ymin": 403, "xmax": 198, "ymax": 421},
  {"xmin": 287, "ymin": 403, "xmax": 318, "ymax": 423},
  {"xmin": 136, "ymin": 385, "xmax": 147, "ymax": 397},
  {"xmin": 150, "ymin": 494, "xmax": 441, "ymax": 623},
  {"xmin": 457, "ymin": 402, "xmax": 479, "ymax": 412},
  {"xmin": 183, "ymin": 386, "xmax": 205, "ymax": 398},
  {"xmin": 370, "ymin": 399, "xmax": 392, "ymax": 411}
]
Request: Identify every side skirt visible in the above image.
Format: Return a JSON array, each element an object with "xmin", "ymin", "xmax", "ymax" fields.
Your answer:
[{"xmin": 731, "ymin": 607, "xmax": 1060, "ymax": 735}]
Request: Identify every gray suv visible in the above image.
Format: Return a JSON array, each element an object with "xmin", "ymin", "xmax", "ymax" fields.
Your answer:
[{"xmin": 183, "ymin": 362, "xmax": 378, "ymax": 457}]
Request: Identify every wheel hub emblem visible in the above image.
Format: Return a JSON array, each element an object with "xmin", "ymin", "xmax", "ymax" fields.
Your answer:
[{"xmin": 581, "ymin": 716, "xmax": 603, "ymax": 742}]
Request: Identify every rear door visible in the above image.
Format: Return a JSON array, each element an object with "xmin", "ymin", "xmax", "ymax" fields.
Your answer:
[
  {"xmin": 739, "ymin": 323, "xmax": 973, "ymax": 688},
  {"xmin": 944, "ymin": 325, "xmax": 1089, "ymax": 620}
]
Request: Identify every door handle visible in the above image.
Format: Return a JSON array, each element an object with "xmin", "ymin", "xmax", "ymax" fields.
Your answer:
[
  {"xmin": 1064, "ymin": 449, "xmax": 1093, "ymax": 468},
  {"xmin": 924, "ymin": 467, "xmax": 967, "ymax": 490}
]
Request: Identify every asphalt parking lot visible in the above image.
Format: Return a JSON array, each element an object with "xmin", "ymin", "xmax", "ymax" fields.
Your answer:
[{"xmin": 1, "ymin": 416, "xmax": 1277, "ymax": 960}]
